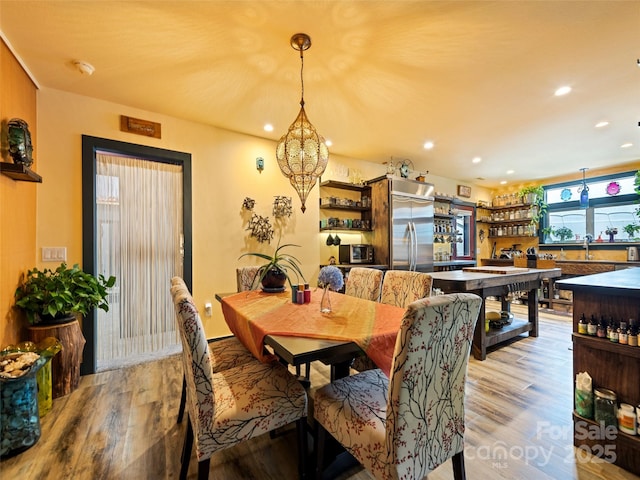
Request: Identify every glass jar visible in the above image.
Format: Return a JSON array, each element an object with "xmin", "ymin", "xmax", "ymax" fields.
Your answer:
[{"xmin": 594, "ymin": 388, "xmax": 617, "ymax": 427}]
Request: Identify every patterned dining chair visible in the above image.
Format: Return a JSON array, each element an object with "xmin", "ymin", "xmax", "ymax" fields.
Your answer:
[
  {"xmin": 379, "ymin": 269, "xmax": 433, "ymax": 307},
  {"xmin": 352, "ymin": 269, "xmax": 434, "ymax": 372},
  {"xmin": 314, "ymin": 293, "xmax": 482, "ymax": 480},
  {"xmin": 172, "ymin": 277, "xmax": 255, "ymax": 423},
  {"xmin": 171, "ymin": 282, "xmax": 308, "ymax": 480},
  {"xmin": 236, "ymin": 266, "xmax": 261, "ymax": 291},
  {"xmin": 344, "ymin": 267, "xmax": 383, "ymax": 302}
]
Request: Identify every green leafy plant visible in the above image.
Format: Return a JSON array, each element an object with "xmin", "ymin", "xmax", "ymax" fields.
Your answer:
[
  {"xmin": 238, "ymin": 241, "xmax": 305, "ymax": 288},
  {"xmin": 14, "ymin": 263, "xmax": 116, "ymax": 325},
  {"xmin": 554, "ymin": 226, "xmax": 573, "ymax": 242},
  {"xmin": 623, "ymin": 224, "xmax": 639, "ymax": 240},
  {"xmin": 541, "ymin": 226, "xmax": 555, "ymax": 240},
  {"xmin": 634, "ymin": 170, "xmax": 640, "ymax": 219},
  {"xmin": 518, "ymin": 185, "xmax": 547, "ymax": 225}
]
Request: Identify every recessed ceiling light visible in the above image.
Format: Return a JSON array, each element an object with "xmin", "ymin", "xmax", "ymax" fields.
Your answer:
[
  {"xmin": 621, "ymin": 143, "xmax": 633, "ymax": 148},
  {"xmin": 506, "ymin": 170, "xmax": 514, "ymax": 175},
  {"xmin": 423, "ymin": 141, "xmax": 434, "ymax": 150},
  {"xmin": 595, "ymin": 121, "xmax": 609, "ymax": 128},
  {"xmin": 554, "ymin": 85, "xmax": 572, "ymax": 96},
  {"xmin": 325, "ymin": 139, "xmax": 333, "ymax": 147},
  {"xmin": 263, "ymin": 124, "xmax": 274, "ymax": 132},
  {"xmin": 500, "ymin": 180, "xmax": 507, "ymax": 185},
  {"xmin": 472, "ymin": 157, "xmax": 482, "ymax": 164}
]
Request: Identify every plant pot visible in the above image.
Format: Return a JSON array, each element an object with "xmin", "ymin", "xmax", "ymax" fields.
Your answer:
[
  {"xmin": 260, "ymin": 267, "xmax": 287, "ymax": 292},
  {"xmin": 36, "ymin": 313, "xmax": 76, "ymax": 326}
]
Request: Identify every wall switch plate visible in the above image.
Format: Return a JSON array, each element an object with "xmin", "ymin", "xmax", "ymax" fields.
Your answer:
[
  {"xmin": 204, "ymin": 302, "xmax": 212, "ymax": 317},
  {"xmin": 42, "ymin": 247, "xmax": 67, "ymax": 262}
]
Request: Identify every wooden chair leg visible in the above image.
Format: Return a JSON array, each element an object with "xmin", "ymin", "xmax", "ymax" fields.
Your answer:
[
  {"xmin": 177, "ymin": 375, "xmax": 186, "ymax": 423},
  {"xmin": 452, "ymin": 450, "xmax": 466, "ymax": 480},
  {"xmin": 315, "ymin": 423, "xmax": 327, "ymax": 480},
  {"xmin": 297, "ymin": 418, "xmax": 308, "ymax": 479},
  {"xmin": 197, "ymin": 458, "xmax": 210, "ymax": 480},
  {"xmin": 180, "ymin": 416, "xmax": 194, "ymax": 480}
]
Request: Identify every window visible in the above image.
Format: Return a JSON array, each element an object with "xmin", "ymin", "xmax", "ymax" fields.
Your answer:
[{"xmin": 542, "ymin": 171, "xmax": 639, "ymax": 244}]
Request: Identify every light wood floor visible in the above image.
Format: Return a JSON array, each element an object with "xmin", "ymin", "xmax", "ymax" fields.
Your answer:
[{"xmin": 1, "ymin": 305, "xmax": 639, "ymax": 480}]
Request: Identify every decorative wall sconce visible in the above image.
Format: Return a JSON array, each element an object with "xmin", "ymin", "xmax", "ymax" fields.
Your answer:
[
  {"xmin": 256, "ymin": 157, "xmax": 264, "ymax": 173},
  {"xmin": 275, "ymin": 33, "xmax": 329, "ymax": 213}
]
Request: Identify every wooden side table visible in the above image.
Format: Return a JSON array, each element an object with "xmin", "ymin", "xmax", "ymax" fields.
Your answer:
[{"xmin": 28, "ymin": 319, "xmax": 86, "ymax": 398}]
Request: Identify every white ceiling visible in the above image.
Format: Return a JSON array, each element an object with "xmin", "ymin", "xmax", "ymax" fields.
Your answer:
[{"xmin": 1, "ymin": 1, "xmax": 639, "ymax": 188}]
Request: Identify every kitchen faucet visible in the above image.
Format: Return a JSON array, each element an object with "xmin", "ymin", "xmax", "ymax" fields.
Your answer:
[{"xmin": 583, "ymin": 234, "xmax": 593, "ymax": 260}]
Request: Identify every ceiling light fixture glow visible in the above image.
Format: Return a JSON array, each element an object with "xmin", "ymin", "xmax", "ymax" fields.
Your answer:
[
  {"xmin": 472, "ymin": 157, "xmax": 482, "ymax": 164},
  {"xmin": 263, "ymin": 124, "xmax": 274, "ymax": 132},
  {"xmin": 595, "ymin": 121, "xmax": 609, "ymax": 128},
  {"xmin": 554, "ymin": 85, "xmax": 572, "ymax": 96},
  {"xmin": 423, "ymin": 141, "xmax": 434, "ymax": 150},
  {"xmin": 275, "ymin": 33, "xmax": 328, "ymax": 213},
  {"xmin": 620, "ymin": 143, "xmax": 633, "ymax": 148},
  {"xmin": 506, "ymin": 170, "xmax": 514, "ymax": 175}
]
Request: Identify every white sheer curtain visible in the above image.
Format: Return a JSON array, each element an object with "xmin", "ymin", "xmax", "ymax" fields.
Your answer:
[{"xmin": 95, "ymin": 152, "xmax": 183, "ymax": 371}]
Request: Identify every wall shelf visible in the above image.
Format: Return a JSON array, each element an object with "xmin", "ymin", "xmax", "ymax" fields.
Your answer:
[{"xmin": 0, "ymin": 162, "xmax": 42, "ymax": 182}]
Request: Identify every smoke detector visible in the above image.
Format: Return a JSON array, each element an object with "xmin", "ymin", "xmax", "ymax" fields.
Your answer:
[{"xmin": 73, "ymin": 60, "xmax": 95, "ymax": 76}]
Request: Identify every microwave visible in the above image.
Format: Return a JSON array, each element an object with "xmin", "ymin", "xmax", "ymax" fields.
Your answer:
[{"xmin": 339, "ymin": 244, "xmax": 374, "ymax": 264}]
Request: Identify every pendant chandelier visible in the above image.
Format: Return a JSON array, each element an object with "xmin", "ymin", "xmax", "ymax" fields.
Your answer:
[
  {"xmin": 276, "ymin": 33, "xmax": 329, "ymax": 213},
  {"xmin": 579, "ymin": 167, "xmax": 589, "ymax": 208}
]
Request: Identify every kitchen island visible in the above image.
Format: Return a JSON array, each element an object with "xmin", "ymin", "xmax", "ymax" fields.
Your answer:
[{"xmin": 430, "ymin": 266, "xmax": 562, "ymax": 360}]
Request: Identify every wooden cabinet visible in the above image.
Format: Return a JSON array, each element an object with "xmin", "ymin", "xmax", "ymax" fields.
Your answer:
[
  {"xmin": 556, "ymin": 269, "xmax": 640, "ymax": 475},
  {"xmin": 319, "ymin": 180, "xmax": 372, "ymax": 232}
]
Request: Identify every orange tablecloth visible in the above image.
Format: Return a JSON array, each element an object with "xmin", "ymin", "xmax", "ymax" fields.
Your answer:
[{"xmin": 221, "ymin": 289, "xmax": 406, "ymax": 376}]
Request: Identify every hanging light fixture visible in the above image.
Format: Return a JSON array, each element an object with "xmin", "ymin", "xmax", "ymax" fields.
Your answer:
[
  {"xmin": 579, "ymin": 167, "xmax": 589, "ymax": 208},
  {"xmin": 276, "ymin": 33, "xmax": 329, "ymax": 213}
]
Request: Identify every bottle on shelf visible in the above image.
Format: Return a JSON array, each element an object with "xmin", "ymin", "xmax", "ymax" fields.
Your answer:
[
  {"xmin": 578, "ymin": 314, "xmax": 588, "ymax": 335},
  {"xmin": 628, "ymin": 320, "xmax": 638, "ymax": 347},
  {"xmin": 619, "ymin": 321, "xmax": 628, "ymax": 345},
  {"xmin": 597, "ymin": 316, "xmax": 607, "ymax": 338},
  {"xmin": 587, "ymin": 315, "xmax": 598, "ymax": 336}
]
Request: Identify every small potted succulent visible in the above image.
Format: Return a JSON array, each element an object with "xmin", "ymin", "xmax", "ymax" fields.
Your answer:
[
  {"xmin": 238, "ymin": 241, "xmax": 305, "ymax": 292},
  {"xmin": 14, "ymin": 263, "xmax": 116, "ymax": 325}
]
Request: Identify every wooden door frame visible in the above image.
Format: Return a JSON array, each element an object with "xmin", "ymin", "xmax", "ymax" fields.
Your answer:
[{"xmin": 81, "ymin": 135, "xmax": 192, "ymax": 374}]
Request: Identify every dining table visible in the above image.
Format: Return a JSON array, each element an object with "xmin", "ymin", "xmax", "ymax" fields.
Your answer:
[{"xmin": 219, "ymin": 288, "xmax": 406, "ymax": 380}]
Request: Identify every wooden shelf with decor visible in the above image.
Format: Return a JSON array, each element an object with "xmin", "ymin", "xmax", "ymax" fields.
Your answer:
[
  {"xmin": 0, "ymin": 162, "xmax": 42, "ymax": 182},
  {"xmin": 557, "ymin": 269, "xmax": 640, "ymax": 476}
]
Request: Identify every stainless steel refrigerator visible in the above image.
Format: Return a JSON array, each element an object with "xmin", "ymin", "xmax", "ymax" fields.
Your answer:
[{"xmin": 369, "ymin": 175, "xmax": 434, "ymax": 272}]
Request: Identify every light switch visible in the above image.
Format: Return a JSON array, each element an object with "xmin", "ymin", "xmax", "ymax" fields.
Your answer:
[
  {"xmin": 204, "ymin": 302, "xmax": 212, "ymax": 317},
  {"xmin": 42, "ymin": 247, "xmax": 67, "ymax": 262}
]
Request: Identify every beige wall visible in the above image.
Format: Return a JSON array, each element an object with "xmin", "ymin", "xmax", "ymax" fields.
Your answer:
[{"xmin": 34, "ymin": 88, "xmax": 491, "ymax": 340}]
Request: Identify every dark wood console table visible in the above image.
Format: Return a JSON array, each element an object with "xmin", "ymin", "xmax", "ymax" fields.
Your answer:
[{"xmin": 430, "ymin": 266, "xmax": 562, "ymax": 360}]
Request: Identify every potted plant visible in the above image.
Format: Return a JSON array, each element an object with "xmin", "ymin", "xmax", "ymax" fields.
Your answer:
[
  {"xmin": 238, "ymin": 241, "xmax": 305, "ymax": 292},
  {"xmin": 541, "ymin": 226, "xmax": 555, "ymax": 242},
  {"xmin": 554, "ymin": 226, "xmax": 573, "ymax": 242},
  {"xmin": 14, "ymin": 263, "xmax": 116, "ymax": 325},
  {"xmin": 623, "ymin": 223, "xmax": 639, "ymax": 241},
  {"xmin": 518, "ymin": 185, "xmax": 547, "ymax": 225}
]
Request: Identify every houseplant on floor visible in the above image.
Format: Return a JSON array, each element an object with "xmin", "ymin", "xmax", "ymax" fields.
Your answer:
[
  {"xmin": 14, "ymin": 263, "xmax": 115, "ymax": 397},
  {"xmin": 238, "ymin": 241, "xmax": 305, "ymax": 292},
  {"xmin": 15, "ymin": 263, "xmax": 116, "ymax": 325}
]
